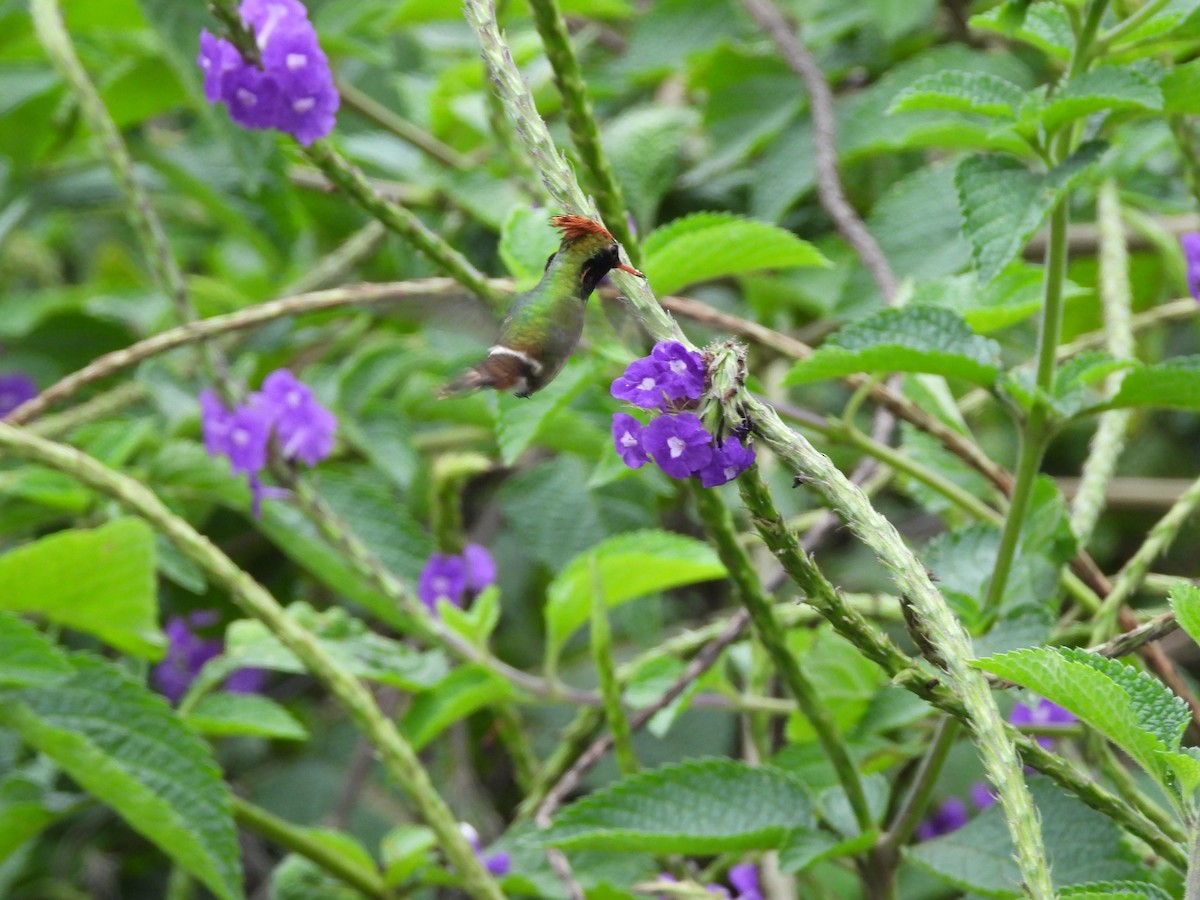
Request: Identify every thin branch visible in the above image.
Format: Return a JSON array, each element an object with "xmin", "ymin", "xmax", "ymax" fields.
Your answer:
[{"xmin": 336, "ymin": 79, "xmax": 473, "ymax": 170}]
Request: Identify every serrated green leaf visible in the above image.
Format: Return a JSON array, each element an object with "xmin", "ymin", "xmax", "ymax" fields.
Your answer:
[
  {"xmin": 969, "ymin": 3, "xmax": 1075, "ymax": 60},
  {"xmin": 602, "ymin": 105, "xmax": 697, "ymax": 230},
  {"xmin": 1041, "ymin": 66, "xmax": 1163, "ymax": 132},
  {"xmin": 495, "ymin": 360, "xmax": 593, "ymax": 465},
  {"xmin": 1163, "ymin": 59, "xmax": 1200, "ymax": 114},
  {"xmin": 545, "ymin": 531, "xmax": 727, "ymax": 659},
  {"xmin": 1107, "ymin": 356, "xmax": 1200, "ymax": 410},
  {"xmin": 0, "ymin": 613, "xmax": 71, "ymax": 688},
  {"xmin": 956, "ymin": 141, "xmax": 1106, "ymax": 282},
  {"xmin": 437, "ymin": 586, "xmax": 501, "ymax": 650},
  {"xmin": 400, "ymin": 665, "xmax": 513, "ymax": 750},
  {"xmin": 888, "ymin": 71, "xmax": 1025, "ymax": 118},
  {"xmin": 913, "ymin": 264, "xmax": 1086, "ymax": 333},
  {"xmin": 777, "ymin": 828, "xmax": 876, "ymax": 874},
  {"xmin": 0, "ymin": 519, "xmax": 163, "ymax": 659},
  {"xmin": 1058, "ymin": 881, "xmax": 1173, "ymax": 900},
  {"xmin": 543, "ymin": 759, "xmax": 815, "ymax": 853},
  {"xmin": 908, "ymin": 779, "xmax": 1140, "ymax": 898},
  {"xmin": 972, "ymin": 647, "xmax": 1183, "ymax": 785},
  {"xmin": 1052, "ymin": 352, "xmax": 1136, "ymax": 417},
  {"xmin": 0, "ymin": 655, "xmax": 242, "ymax": 899},
  {"xmin": 185, "ymin": 693, "xmax": 308, "ymax": 741},
  {"xmin": 1170, "ymin": 582, "xmax": 1200, "ymax": 648},
  {"xmin": 783, "ymin": 307, "xmax": 1000, "ymax": 387},
  {"xmin": 643, "ymin": 212, "xmax": 828, "ymax": 296}
]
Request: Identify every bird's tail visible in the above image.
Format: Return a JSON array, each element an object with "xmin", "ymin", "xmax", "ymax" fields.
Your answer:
[{"xmin": 437, "ymin": 353, "xmax": 529, "ymax": 398}]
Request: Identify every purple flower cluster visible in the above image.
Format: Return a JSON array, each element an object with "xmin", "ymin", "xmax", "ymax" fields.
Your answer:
[
  {"xmin": 0, "ymin": 373, "xmax": 36, "ymax": 418},
  {"xmin": 200, "ymin": 369, "xmax": 337, "ymax": 516},
  {"xmin": 460, "ymin": 823, "xmax": 510, "ymax": 876},
  {"xmin": 1010, "ymin": 696, "xmax": 1076, "ymax": 749},
  {"xmin": 418, "ymin": 544, "xmax": 497, "ymax": 613},
  {"xmin": 198, "ymin": 0, "xmax": 338, "ymax": 145},
  {"xmin": 1182, "ymin": 233, "xmax": 1200, "ymax": 301},
  {"xmin": 152, "ymin": 611, "xmax": 265, "ymax": 704},
  {"xmin": 611, "ymin": 342, "xmax": 754, "ymax": 488}
]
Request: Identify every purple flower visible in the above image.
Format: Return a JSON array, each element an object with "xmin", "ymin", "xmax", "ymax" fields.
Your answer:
[
  {"xmin": 651, "ymin": 341, "xmax": 706, "ymax": 400},
  {"xmin": 254, "ymin": 368, "xmax": 337, "ymax": 466},
  {"xmin": 915, "ymin": 796, "xmax": 969, "ymax": 841},
  {"xmin": 727, "ymin": 863, "xmax": 761, "ymax": 900},
  {"xmin": 698, "ymin": 436, "xmax": 756, "ymax": 488},
  {"xmin": 153, "ymin": 612, "xmax": 264, "ymax": 704},
  {"xmin": 1010, "ymin": 697, "xmax": 1076, "ymax": 749},
  {"xmin": 463, "ymin": 543, "xmax": 497, "ymax": 593},
  {"xmin": 611, "ymin": 357, "xmax": 671, "ymax": 410},
  {"xmin": 0, "ymin": 373, "xmax": 37, "ymax": 417},
  {"xmin": 1183, "ymin": 233, "xmax": 1200, "ymax": 301},
  {"xmin": 642, "ymin": 412, "xmax": 713, "ymax": 479},
  {"xmin": 460, "ymin": 823, "xmax": 510, "ymax": 877},
  {"xmin": 418, "ymin": 553, "xmax": 467, "ymax": 611},
  {"xmin": 612, "ymin": 412, "xmax": 649, "ymax": 469},
  {"xmin": 969, "ymin": 781, "xmax": 996, "ymax": 811},
  {"xmin": 225, "ymin": 403, "xmax": 274, "ymax": 475},
  {"xmin": 198, "ymin": 0, "xmax": 338, "ymax": 145}
]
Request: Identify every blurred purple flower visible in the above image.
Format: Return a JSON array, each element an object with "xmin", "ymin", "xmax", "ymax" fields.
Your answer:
[
  {"xmin": 418, "ymin": 545, "xmax": 496, "ymax": 612},
  {"xmin": 612, "ymin": 412, "xmax": 648, "ymax": 469},
  {"xmin": 153, "ymin": 612, "xmax": 264, "ymax": 704},
  {"xmin": 460, "ymin": 823, "xmax": 510, "ymax": 877},
  {"xmin": 651, "ymin": 341, "xmax": 706, "ymax": 400},
  {"xmin": 611, "ymin": 357, "xmax": 671, "ymax": 410},
  {"xmin": 915, "ymin": 795, "xmax": 969, "ymax": 842},
  {"xmin": 727, "ymin": 863, "xmax": 761, "ymax": 900},
  {"xmin": 463, "ymin": 543, "xmax": 497, "ymax": 593},
  {"xmin": 1183, "ymin": 233, "xmax": 1200, "ymax": 301},
  {"xmin": 198, "ymin": 0, "xmax": 338, "ymax": 145},
  {"xmin": 418, "ymin": 553, "xmax": 467, "ymax": 611},
  {"xmin": 254, "ymin": 369, "xmax": 337, "ymax": 465},
  {"xmin": 698, "ymin": 436, "xmax": 756, "ymax": 488},
  {"xmin": 642, "ymin": 412, "xmax": 713, "ymax": 479},
  {"xmin": 0, "ymin": 373, "xmax": 37, "ymax": 417},
  {"xmin": 969, "ymin": 781, "xmax": 996, "ymax": 811},
  {"xmin": 1010, "ymin": 697, "xmax": 1076, "ymax": 749}
]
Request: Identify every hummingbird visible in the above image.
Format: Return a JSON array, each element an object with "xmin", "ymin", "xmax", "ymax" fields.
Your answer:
[{"xmin": 439, "ymin": 214, "xmax": 644, "ymax": 398}]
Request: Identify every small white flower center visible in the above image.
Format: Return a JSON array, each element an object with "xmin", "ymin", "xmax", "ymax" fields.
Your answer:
[
  {"xmin": 200, "ymin": 56, "xmax": 211, "ymax": 69},
  {"xmin": 231, "ymin": 429, "xmax": 250, "ymax": 447},
  {"xmin": 286, "ymin": 389, "xmax": 302, "ymax": 408},
  {"xmin": 292, "ymin": 97, "xmax": 315, "ymax": 114},
  {"xmin": 724, "ymin": 466, "xmax": 737, "ymax": 479},
  {"xmin": 433, "ymin": 576, "xmax": 451, "ymax": 594},
  {"xmin": 667, "ymin": 436, "xmax": 686, "ymax": 458},
  {"xmin": 236, "ymin": 88, "xmax": 257, "ymax": 108},
  {"xmin": 638, "ymin": 377, "xmax": 657, "ymax": 390},
  {"xmin": 620, "ymin": 430, "xmax": 638, "ymax": 448},
  {"xmin": 286, "ymin": 53, "xmax": 308, "ymax": 70},
  {"xmin": 670, "ymin": 359, "xmax": 687, "ymax": 374}
]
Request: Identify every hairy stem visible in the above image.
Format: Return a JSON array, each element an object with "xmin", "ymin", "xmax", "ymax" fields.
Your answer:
[
  {"xmin": 0, "ymin": 422, "xmax": 505, "ymax": 900},
  {"xmin": 588, "ymin": 555, "xmax": 639, "ymax": 776}
]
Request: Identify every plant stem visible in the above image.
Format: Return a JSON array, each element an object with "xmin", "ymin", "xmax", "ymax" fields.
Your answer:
[
  {"xmin": 232, "ymin": 796, "xmax": 387, "ymax": 898},
  {"xmin": 527, "ymin": 0, "xmax": 638, "ymax": 262},
  {"xmin": 302, "ymin": 140, "xmax": 505, "ymax": 311},
  {"xmin": 693, "ymin": 481, "xmax": 873, "ymax": 833},
  {"xmin": 588, "ymin": 554, "xmax": 639, "ymax": 775},
  {"xmin": 0, "ymin": 423, "xmax": 506, "ymax": 900},
  {"xmin": 1070, "ymin": 179, "xmax": 1134, "ymax": 545},
  {"xmin": 983, "ymin": 198, "xmax": 1069, "ymax": 614},
  {"xmin": 1188, "ymin": 824, "xmax": 1200, "ymax": 900},
  {"xmin": 881, "ymin": 719, "xmax": 960, "ymax": 852},
  {"xmin": 30, "ymin": 0, "xmax": 224, "ymax": 385},
  {"xmin": 1099, "ymin": 0, "xmax": 1171, "ymax": 47}
]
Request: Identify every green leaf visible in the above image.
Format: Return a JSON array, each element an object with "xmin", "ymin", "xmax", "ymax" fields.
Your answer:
[
  {"xmin": 888, "ymin": 71, "xmax": 1025, "ymax": 118},
  {"xmin": 783, "ymin": 307, "xmax": 1000, "ymax": 387},
  {"xmin": 602, "ymin": 105, "xmax": 697, "ymax": 230},
  {"xmin": 1040, "ymin": 65, "xmax": 1163, "ymax": 132},
  {"xmin": 777, "ymin": 828, "xmax": 876, "ymax": 874},
  {"xmin": 499, "ymin": 205, "xmax": 558, "ymax": 286},
  {"xmin": 495, "ymin": 360, "xmax": 593, "ymax": 465},
  {"xmin": 969, "ymin": 3, "xmax": 1075, "ymax": 60},
  {"xmin": 0, "ymin": 613, "xmax": 71, "ymax": 688},
  {"xmin": 0, "ymin": 774, "xmax": 79, "ymax": 862},
  {"xmin": 642, "ymin": 212, "xmax": 829, "ymax": 296},
  {"xmin": 1107, "ymin": 356, "xmax": 1200, "ymax": 410},
  {"xmin": 973, "ymin": 646, "xmax": 1186, "ymax": 785},
  {"xmin": 184, "ymin": 693, "xmax": 308, "ymax": 741},
  {"xmin": 381, "ymin": 825, "xmax": 437, "ymax": 887},
  {"xmin": 1170, "ymin": 582, "xmax": 1200, "ymax": 648},
  {"xmin": 1059, "ymin": 883, "xmax": 1173, "ymax": 900},
  {"xmin": 0, "ymin": 519, "xmax": 163, "ymax": 659},
  {"xmin": 0, "ymin": 655, "xmax": 242, "ymax": 899},
  {"xmin": 956, "ymin": 141, "xmax": 1106, "ymax": 282},
  {"xmin": 1162, "ymin": 59, "xmax": 1200, "ymax": 114},
  {"xmin": 544, "ymin": 531, "xmax": 727, "ymax": 659},
  {"xmin": 400, "ymin": 665, "xmax": 513, "ymax": 750},
  {"xmin": 437, "ymin": 586, "xmax": 501, "ymax": 649},
  {"xmin": 543, "ymin": 759, "xmax": 815, "ymax": 853},
  {"xmin": 912, "ymin": 263, "xmax": 1085, "ymax": 333},
  {"xmin": 908, "ymin": 779, "xmax": 1141, "ymax": 897}
]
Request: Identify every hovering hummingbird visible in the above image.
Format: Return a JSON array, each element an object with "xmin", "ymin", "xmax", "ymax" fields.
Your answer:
[{"xmin": 439, "ymin": 214, "xmax": 644, "ymax": 398}]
